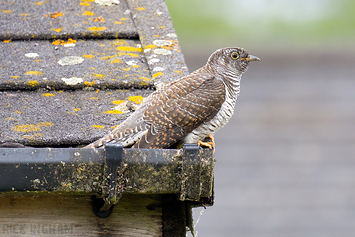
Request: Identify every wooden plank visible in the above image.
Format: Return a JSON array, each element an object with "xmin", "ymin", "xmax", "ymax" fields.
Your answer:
[
  {"xmin": 0, "ymin": 193, "xmax": 162, "ymax": 237},
  {"xmin": 162, "ymin": 194, "xmax": 187, "ymax": 237}
]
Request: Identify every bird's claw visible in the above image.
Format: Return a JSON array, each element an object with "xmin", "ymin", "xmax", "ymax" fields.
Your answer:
[{"xmin": 197, "ymin": 135, "xmax": 215, "ymax": 153}]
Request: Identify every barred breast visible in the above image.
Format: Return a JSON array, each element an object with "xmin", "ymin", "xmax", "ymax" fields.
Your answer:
[{"xmin": 184, "ymin": 76, "xmax": 241, "ymax": 144}]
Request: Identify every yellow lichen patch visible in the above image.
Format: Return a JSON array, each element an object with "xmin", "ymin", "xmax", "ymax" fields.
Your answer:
[
  {"xmin": 41, "ymin": 93, "xmax": 55, "ymax": 97},
  {"xmin": 116, "ymin": 46, "xmax": 143, "ymax": 52},
  {"xmin": 122, "ymin": 68, "xmax": 130, "ymax": 72},
  {"xmin": 2, "ymin": 10, "xmax": 13, "ymax": 13},
  {"xmin": 34, "ymin": 59, "xmax": 41, "ymax": 62},
  {"xmin": 10, "ymin": 76, "xmax": 20, "ymax": 79},
  {"xmin": 87, "ymin": 26, "xmax": 106, "ymax": 31},
  {"xmin": 93, "ymin": 16, "xmax": 105, "ymax": 22},
  {"xmin": 128, "ymin": 96, "xmax": 144, "ymax": 104},
  {"xmin": 51, "ymin": 27, "xmax": 63, "ymax": 33},
  {"xmin": 100, "ymin": 55, "xmax": 117, "ymax": 60},
  {"xmin": 84, "ymin": 81, "xmax": 96, "ymax": 86},
  {"xmin": 118, "ymin": 52, "xmax": 139, "ymax": 57},
  {"xmin": 4, "ymin": 117, "xmax": 15, "ymax": 121},
  {"xmin": 132, "ymin": 65, "xmax": 140, "ymax": 68},
  {"xmin": 111, "ymin": 125, "xmax": 119, "ymax": 129},
  {"xmin": 73, "ymin": 108, "xmax": 81, "ymax": 112},
  {"xmin": 91, "ymin": 97, "xmax": 99, "ymax": 99},
  {"xmin": 145, "ymin": 44, "xmax": 157, "ymax": 49},
  {"xmin": 27, "ymin": 80, "xmax": 40, "ymax": 87},
  {"xmin": 153, "ymin": 35, "xmax": 160, "ymax": 37},
  {"xmin": 12, "ymin": 124, "xmax": 39, "ymax": 132},
  {"xmin": 104, "ymin": 110, "xmax": 123, "ymax": 114},
  {"xmin": 52, "ymin": 39, "xmax": 62, "ymax": 45},
  {"xmin": 20, "ymin": 13, "xmax": 30, "ymax": 16},
  {"xmin": 111, "ymin": 40, "xmax": 128, "ymax": 46},
  {"xmin": 136, "ymin": 7, "xmax": 145, "ymax": 10},
  {"xmin": 112, "ymin": 100, "xmax": 124, "ymax": 105},
  {"xmin": 139, "ymin": 76, "xmax": 151, "ymax": 81},
  {"xmin": 174, "ymin": 70, "xmax": 182, "ymax": 74},
  {"xmin": 25, "ymin": 71, "xmax": 43, "ymax": 76},
  {"xmin": 58, "ymin": 90, "xmax": 64, "ymax": 93},
  {"xmin": 160, "ymin": 40, "xmax": 179, "ymax": 51},
  {"xmin": 61, "ymin": 181, "xmax": 72, "ymax": 189},
  {"xmin": 90, "ymin": 67, "xmax": 95, "ymax": 70},
  {"xmin": 91, "ymin": 125, "xmax": 105, "ymax": 129},
  {"xmin": 152, "ymin": 72, "xmax": 164, "ymax": 79},
  {"xmin": 34, "ymin": 2, "xmax": 43, "ymax": 5},
  {"xmin": 140, "ymin": 81, "xmax": 149, "ymax": 87},
  {"xmin": 120, "ymin": 18, "xmax": 127, "ymax": 21},
  {"xmin": 37, "ymin": 122, "xmax": 54, "ymax": 127},
  {"xmin": 45, "ymin": 12, "xmax": 63, "ymax": 18},
  {"xmin": 83, "ymin": 54, "xmax": 94, "ymax": 59},
  {"xmin": 91, "ymin": 32, "xmax": 102, "ymax": 37},
  {"xmin": 80, "ymin": 2, "xmax": 90, "ymax": 6},
  {"xmin": 22, "ymin": 133, "xmax": 44, "ymax": 139},
  {"xmin": 11, "ymin": 122, "xmax": 54, "ymax": 133},
  {"xmin": 82, "ymin": 11, "xmax": 94, "ymax": 16},
  {"xmin": 158, "ymin": 26, "xmax": 165, "ymax": 29},
  {"xmin": 66, "ymin": 38, "xmax": 77, "ymax": 44},
  {"xmin": 92, "ymin": 73, "xmax": 104, "ymax": 78},
  {"xmin": 14, "ymin": 110, "xmax": 22, "ymax": 114},
  {"xmin": 114, "ymin": 21, "xmax": 123, "ymax": 24},
  {"xmin": 110, "ymin": 58, "xmax": 123, "ymax": 64},
  {"xmin": 96, "ymin": 89, "xmax": 99, "ymax": 93}
]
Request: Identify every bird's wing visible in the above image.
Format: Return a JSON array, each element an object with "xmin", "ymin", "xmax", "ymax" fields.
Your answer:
[
  {"xmin": 85, "ymin": 91, "xmax": 160, "ymax": 148},
  {"xmin": 135, "ymin": 73, "xmax": 226, "ymax": 148}
]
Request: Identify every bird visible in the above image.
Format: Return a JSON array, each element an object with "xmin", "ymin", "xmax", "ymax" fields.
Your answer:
[{"xmin": 86, "ymin": 47, "xmax": 260, "ymax": 149}]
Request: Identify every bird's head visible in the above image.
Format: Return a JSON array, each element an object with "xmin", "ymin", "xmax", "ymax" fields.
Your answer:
[{"xmin": 207, "ymin": 47, "xmax": 260, "ymax": 76}]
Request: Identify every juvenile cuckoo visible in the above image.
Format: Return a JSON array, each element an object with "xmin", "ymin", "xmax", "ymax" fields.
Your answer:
[{"xmin": 86, "ymin": 47, "xmax": 260, "ymax": 149}]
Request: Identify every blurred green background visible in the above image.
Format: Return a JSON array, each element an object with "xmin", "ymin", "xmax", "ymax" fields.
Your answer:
[{"xmin": 166, "ymin": 0, "xmax": 355, "ymax": 60}]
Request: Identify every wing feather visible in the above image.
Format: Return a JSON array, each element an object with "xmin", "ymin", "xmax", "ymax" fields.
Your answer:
[{"xmin": 135, "ymin": 73, "xmax": 225, "ymax": 148}]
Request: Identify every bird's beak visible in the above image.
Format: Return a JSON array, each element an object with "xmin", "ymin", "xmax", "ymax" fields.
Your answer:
[{"xmin": 245, "ymin": 55, "xmax": 260, "ymax": 62}]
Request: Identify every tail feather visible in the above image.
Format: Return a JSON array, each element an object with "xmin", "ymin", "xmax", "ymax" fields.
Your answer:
[{"xmin": 85, "ymin": 117, "xmax": 148, "ymax": 148}]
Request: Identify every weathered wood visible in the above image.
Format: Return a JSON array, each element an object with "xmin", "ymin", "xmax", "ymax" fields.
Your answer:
[
  {"xmin": 0, "ymin": 193, "xmax": 162, "ymax": 236},
  {"xmin": 162, "ymin": 194, "xmax": 187, "ymax": 237}
]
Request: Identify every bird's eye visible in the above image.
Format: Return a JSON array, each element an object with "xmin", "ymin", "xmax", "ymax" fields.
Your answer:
[{"xmin": 231, "ymin": 52, "xmax": 239, "ymax": 59}]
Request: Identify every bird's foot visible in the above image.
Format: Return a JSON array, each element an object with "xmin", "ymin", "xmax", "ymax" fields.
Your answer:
[{"xmin": 197, "ymin": 135, "xmax": 215, "ymax": 153}]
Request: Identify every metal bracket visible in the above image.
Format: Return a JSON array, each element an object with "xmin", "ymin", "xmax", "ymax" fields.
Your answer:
[
  {"xmin": 93, "ymin": 143, "xmax": 123, "ymax": 218},
  {"xmin": 180, "ymin": 143, "xmax": 201, "ymax": 201}
]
